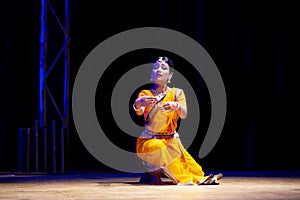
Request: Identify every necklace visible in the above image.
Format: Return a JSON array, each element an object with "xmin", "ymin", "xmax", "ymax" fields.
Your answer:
[{"xmin": 151, "ymin": 86, "xmax": 170, "ymax": 97}]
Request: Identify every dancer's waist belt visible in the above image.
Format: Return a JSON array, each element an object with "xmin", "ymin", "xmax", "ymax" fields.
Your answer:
[{"xmin": 141, "ymin": 128, "xmax": 176, "ymax": 139}]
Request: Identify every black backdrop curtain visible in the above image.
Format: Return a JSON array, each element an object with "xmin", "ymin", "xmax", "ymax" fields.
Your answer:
[{"xmin": 1, "ymin": 0, "xmax": 299, "ymax": 172}]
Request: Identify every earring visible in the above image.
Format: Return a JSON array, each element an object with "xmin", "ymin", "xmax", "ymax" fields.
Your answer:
[{"xmin": 168, "ymin": 79, "xmax": 171, "ymax": 83}]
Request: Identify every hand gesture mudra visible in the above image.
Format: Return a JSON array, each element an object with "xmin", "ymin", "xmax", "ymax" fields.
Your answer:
[
  {"xmin": 135, "ymin": 96, "xmax": 158, "ymax": 107},
  {"xmin": 158, "ymin": 101, "xmax": 179, "ymax": 112}
]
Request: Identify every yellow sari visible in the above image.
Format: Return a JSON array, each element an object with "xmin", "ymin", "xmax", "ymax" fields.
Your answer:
[{"xmin": 136, "ymin": 87, "xmax": 209, "ymax": 184}]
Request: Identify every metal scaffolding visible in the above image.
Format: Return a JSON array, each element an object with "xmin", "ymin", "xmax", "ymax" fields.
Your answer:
[{"xmin": 39, "ymin": 0, "xmax": 70, "ymax": 173}]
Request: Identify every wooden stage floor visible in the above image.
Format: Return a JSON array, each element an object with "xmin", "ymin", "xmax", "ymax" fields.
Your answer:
[{"xmin": 1, "ymin": 171, "xmax": 300, "ymax": 200}]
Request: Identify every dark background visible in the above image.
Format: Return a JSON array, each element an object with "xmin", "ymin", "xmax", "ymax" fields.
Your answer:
[{"xmin": 1, "ymin": 0, "xmax": 299, "ymax": 173}]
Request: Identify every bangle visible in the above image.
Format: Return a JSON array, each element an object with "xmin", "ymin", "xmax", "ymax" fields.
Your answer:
[{"xmin": 133, "ymin": 103, "xmax": 143, "ymax": 112}]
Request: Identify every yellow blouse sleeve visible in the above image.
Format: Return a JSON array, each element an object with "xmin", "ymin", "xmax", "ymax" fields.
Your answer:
[{"xmin": 176, "ymin": 89, "xmax": 187, "ymax": 112}]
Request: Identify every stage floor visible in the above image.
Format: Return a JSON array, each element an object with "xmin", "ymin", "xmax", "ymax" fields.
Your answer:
[{"xmin": 1, "ymin": 171, "xmax": 300, "ymax": 200}]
